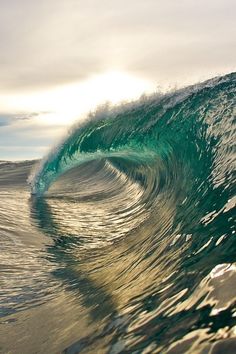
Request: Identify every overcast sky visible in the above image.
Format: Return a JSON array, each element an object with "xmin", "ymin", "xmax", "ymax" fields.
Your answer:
[{"xmin": 0, "ymin": 0, "xmax": 235, "ymax": 160}]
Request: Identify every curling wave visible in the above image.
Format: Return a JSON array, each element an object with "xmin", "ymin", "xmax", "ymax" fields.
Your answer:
[{"xmin": 1, "ymin": 73, "xmax": 235, "ymax": 353}]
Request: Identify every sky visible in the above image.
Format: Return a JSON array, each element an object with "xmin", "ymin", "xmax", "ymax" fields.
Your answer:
[{"xmin": 0, "ymin": 0, "xmax": 235, "ymax": 160}]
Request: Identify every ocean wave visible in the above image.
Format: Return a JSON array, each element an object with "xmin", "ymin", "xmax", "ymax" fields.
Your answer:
[{"xmin": 1, "ymin": 73, "xmax": 235, "ymax": 353}]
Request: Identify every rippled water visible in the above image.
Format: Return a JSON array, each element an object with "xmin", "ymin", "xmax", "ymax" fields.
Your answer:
[{"xmin": 0, "ymin": 73, "xmax": 236, "ymax": 353}]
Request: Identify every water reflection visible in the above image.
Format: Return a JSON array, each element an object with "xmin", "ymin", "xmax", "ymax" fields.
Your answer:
[{"xmin": 30, "ymin": 195, "xmax": 117, "ymax": 323}]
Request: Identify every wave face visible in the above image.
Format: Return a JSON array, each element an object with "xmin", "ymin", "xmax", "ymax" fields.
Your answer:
[{"xmin": 1, "ymin": 73, "xmax": 236, "ymax": 353}]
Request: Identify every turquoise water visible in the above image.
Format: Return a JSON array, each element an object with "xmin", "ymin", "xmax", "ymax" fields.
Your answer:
[{"xmin": 0, "ymin": 73, "xmax": 235, "ymax": 353}]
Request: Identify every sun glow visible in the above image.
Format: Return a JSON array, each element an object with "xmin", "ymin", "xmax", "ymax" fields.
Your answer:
[{"xmin": 2, "ymin": 71, "xmax": 155, "ymax": 126}]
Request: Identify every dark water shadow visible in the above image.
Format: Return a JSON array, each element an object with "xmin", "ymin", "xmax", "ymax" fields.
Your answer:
[{"xmin": 29, "ymin": 196, "xmax": 117, "ymax": 324}]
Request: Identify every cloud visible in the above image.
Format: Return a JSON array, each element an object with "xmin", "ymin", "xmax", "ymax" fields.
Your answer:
[
  {"xmin": 0, "ymin": 0, "xmax": 235, "ymax": 92},
  {"xmin": 0, "ymin": 116, "xmax": 10, "ymax": 126},
  {"xmin": 0, "ymin": 112, "xmax": 50, "ymax": 127},
  {"xmin": 0, "ymin": 112, "xmax": 65, "ymax": 160}
]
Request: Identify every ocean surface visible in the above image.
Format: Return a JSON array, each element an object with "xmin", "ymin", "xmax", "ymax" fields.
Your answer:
[{"xmin": 0, "ymin": 73, "xmax": 236, "ymax": 354}]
